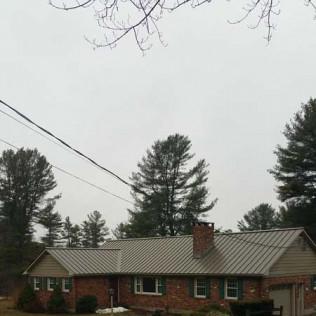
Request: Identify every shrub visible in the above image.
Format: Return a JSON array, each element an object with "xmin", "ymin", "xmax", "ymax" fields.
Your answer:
[
  {"xmin": 17, "ymin": 284, "xmax": 36, "ymax": 310},
  {"xmin": 16, "ymin": 283, "xmax": 45, "ymax": 313},
  {"xmin": 23, "ymin": 299, "xmax": 46, "ymax": 313},
  {"xmin": 230, "ymin": 299, "xmax": 274, "ymax": 316},
  {"xmin": 47, "ymin": 285, "xmax": 67, "ymax": 314},
  {"xmin": 198, "ymin": 304, "xmax": 229, "ymax": 314},
  {"xmin": 76, "ymin": 295, "xmax": 98, "ymax": 314}
]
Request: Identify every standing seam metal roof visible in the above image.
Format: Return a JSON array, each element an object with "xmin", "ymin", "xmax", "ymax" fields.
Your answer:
[{"xmin": 25, "ymin": 228, "xmax": 307, "ymax": 276}]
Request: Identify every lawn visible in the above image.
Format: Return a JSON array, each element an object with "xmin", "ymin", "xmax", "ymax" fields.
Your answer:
[{"xmin": 0, "ymin": 298, "xmax": 95, "ymax": 316}]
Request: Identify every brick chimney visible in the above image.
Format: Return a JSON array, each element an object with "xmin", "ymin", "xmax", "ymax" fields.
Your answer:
[{"xmin": 192, "ymin": 222, "xmax": 214, "ymax": 258}]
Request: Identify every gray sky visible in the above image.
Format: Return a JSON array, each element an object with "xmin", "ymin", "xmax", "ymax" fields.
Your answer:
[{"xmin": 0, "ymin": 0, "xmax": 315, "ymax": 235}]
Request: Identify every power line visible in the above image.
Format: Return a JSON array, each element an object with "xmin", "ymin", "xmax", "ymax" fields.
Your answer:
[
  {"xmin": 223, "ymin": 233, "xmax": 290, "ymax": 249},
  {"xmin": 0, "ymin": 108, "xmax": 109, "ymax": 172},
  {"xmin": 0, "ymin": 99, "xmax": 131, "ymax": 188},
  {"xmin": 0, "ymin": 137, "xmax": 133, "ymax": 205}
]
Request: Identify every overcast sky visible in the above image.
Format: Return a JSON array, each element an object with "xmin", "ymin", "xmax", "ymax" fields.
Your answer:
[{"xmin": 0, "ymin": 1, "xmax": 315, "ymax": 236}]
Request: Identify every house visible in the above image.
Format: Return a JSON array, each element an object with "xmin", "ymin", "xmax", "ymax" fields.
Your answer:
[{"xmin": 24, "ymin": 222, "xmax": 316, "ymax": 316}]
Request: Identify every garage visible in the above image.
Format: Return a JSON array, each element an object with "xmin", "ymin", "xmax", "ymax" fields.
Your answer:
[{"xmin": 269, "ymin": 285, "xmax": 293, "ymax": 316}]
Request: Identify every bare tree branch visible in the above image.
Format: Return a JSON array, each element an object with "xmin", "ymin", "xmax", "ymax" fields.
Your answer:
[{"xmin": 50, "ymin": 0, "xmax": 316, "ymax": 50}]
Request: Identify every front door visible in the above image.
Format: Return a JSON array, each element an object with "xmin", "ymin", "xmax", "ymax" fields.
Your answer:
[{"xmin": 108, "ymin": 276, "xmax": 118, "ymax": 307}]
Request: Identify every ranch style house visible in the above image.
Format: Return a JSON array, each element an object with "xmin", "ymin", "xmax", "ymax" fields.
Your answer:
[{"xmin": 24, "ymin": 222, "xmax": 316, "ymax": 316}]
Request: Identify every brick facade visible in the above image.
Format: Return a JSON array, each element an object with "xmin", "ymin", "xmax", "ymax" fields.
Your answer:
[
  {"xmin": 35, "ymin": 276, "xmax": 110, "ymax": 311},
  {"xmin": 34, "ymin": 274, "xmax": 316, "ymax": 312},
  {"xmin": 118, "ymin": 276, "xmax": 262, "ymax": 311}
]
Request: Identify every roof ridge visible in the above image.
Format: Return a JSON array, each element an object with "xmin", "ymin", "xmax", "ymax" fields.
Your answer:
[
  {"xmin": 106, "ymin": 234, "xmax": 192, "ymax": 242},
  {"xmin": 47, "ymin": 247, "xmax": 122, "ymax": 251},
  {"xmin": 216, "ymin": 227, "xmax": 304, "ymax": 236},
  {"xmin": 105, "ymin": 227, "xmax": 305, "ymax": 243}
]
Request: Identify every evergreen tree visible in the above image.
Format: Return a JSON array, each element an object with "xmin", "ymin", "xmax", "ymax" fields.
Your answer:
[
  {"xmin": 238, "ymin": 203, "xmax": 281, "ymax": 231},
  {"xmin": 81, "ymin": 210, "xmax": 109, "ymax": 247},
  {"xmin": 0, "ymin": 148, "xmax": 56, "ymax": 285},
  {"xmin": 71, "ymin": 224, "xmax": 82, "ymax": 247},
  {"xmin": 61, "ymin": 216, "xmax": 82, "ymax": 247},
  {"xmin": 120, "ymin": 134, "xmax": 217, "ymax": 237},
  {"xmin": 37, "ymin": 198, "xmax": 63, "ymax": 247},
  {"xmin": 270, "ymin": 99, "xmax": 316, "ymax": 239},
  {"xmin": 0, "ymin": 148, "xmax": 56, "ymax": 250}
]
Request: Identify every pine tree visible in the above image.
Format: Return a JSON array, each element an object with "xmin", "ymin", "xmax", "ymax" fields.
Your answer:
[
  {"xmin": 120, "ymin": 134, "xmax": 217, "ymax": 237},
  {"xmin": 61, "ymin": 216, "xmax": 82, "ymax": 247},
  {"xmin": 37, "ymin": 199, "xmax": 63, "ymax": 247},
  {"xmin": 238, "ymin": 203, "xmax": 281, "ymax": 231},
  {"xmin": 270, "ymin": 99, "xmax": 316, "ymax": 239},
  {"xmin": 81, "ymin": 211, "xmax": 109, "ymax": 248},
  {"xmin": 0, "ymin": 148, "xmax": 56, "ymax": 286}
]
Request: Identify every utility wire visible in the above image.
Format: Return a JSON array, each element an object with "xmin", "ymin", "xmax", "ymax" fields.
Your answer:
[
  {"xmin": 0, "ymin": 99, "xmax": 132, "ymax": 188},
  {"xmin": 0, "ymin": 108, "xmax": 108, "ymax": 173},
  {"xmin": 0, "ymin": 137, "xmax": 133, "ymax": 205},
  {"xmin": 222, "ymin": 233, "xmax": 290, "ymax": 249}
]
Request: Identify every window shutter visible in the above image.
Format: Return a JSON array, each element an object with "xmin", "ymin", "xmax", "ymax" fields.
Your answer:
[
  {"xmin": 160, "ymin": 278, "xmax": 166, "ymax": 295},
  {"xmin": 237, "ymin": 279, "xmax": 243, "ymax": 300},
  {"xmin": 205, "ymin": 278, "xmax": 211, "ymax": 299},
  {"xmin": 131, "ymin": 277, "xmax": 135, "ymax": 294},
  {"xmin": 188, "ymin": 278, "xmax": 194, "ymax": 297},
  {"xmin": 43, "ymin": 277, "xmax": 48, "ymax": 290},
  {"xmin": 69, "ymin": 278, "xmax": 73, "ymax": 290},
  {"xmin": 219, "ymin": 279, "xmax": 225, "ymax": 299},
  {"xmin": 29, "ymin": 277, "xmax": 34, "ymax": 289}
]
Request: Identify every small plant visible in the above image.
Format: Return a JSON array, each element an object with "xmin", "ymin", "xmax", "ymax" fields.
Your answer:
[
  {"xmin": 76, "ymin": 295, "xmax": 98, "ymax": 314},
  {"xmin": 47, "ymin": 285, "xmax": 67, "ymax": 314}
]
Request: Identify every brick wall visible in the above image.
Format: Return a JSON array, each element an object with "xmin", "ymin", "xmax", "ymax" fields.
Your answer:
[
  {"xmin": 118, "ymin": 276, "xmax": 262, "ymax": 311},
  {"xmin": 35, "ymin": 288, "xmax": 75, "ymax": 309},
  {"xmin": 74, "ymin": 276, "xmax": 110, "ymax": 308},
  {"xmin": 35, "ymin": 276, "xmax": 109, "ymax": 310}
]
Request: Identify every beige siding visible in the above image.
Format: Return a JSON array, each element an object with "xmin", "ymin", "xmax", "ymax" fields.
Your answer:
[
  {"xmin": 29, "ymin": 253, "xmax": 69, "ymax": 277},
  {"xmin": 269, "ymin": 236, "xmax": 316, "ymax": 276}
]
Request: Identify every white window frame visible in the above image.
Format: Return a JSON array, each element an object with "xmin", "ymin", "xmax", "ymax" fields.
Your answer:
[
  {"xmin": 47, "ymin": 277, "xmax": 56, "ymax": 291},
  {"xmin": 33, "ymin": 277, "xmax": 41, "ymax": 291},
  {"xmin": 134, "ymin": 277, "xmax": 162, "ymax": 296},
  {"xmin": 62, "ymin": 278, "xmax": 71, "ymax": 293},
  {"xmin": 225, "ymin": 278, "xmax": 238, "ymax": 300},
  {"xmin": 194, "ymin": 278, "xmax": 207, "ymax": 298}
]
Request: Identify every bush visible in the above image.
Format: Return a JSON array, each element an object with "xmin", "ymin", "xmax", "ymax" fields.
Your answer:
[
  {"xmin": 198, "ymin": 304, "xmax": 229, "ymax": 314},
  {"xmin": 47, "ymin": 285, "xmax": 67, "ymax": 314},
  {"xmin": 16, "ymin": 284, "xmax": 45, "ymax": 313},
  {"xmin": 23, "ymin": 299, "xmax": 46, "ymax": 313},
  {"xmin": 76, "ymin": 295, "xmax": 98, "ymax": 314},
  {"xmin": 230, "ymin": 299, "xmax": 274, "ymax": 316},
  {"xmin": 17, "ymin": 284, "xmax": 36, "ymax": 310}
]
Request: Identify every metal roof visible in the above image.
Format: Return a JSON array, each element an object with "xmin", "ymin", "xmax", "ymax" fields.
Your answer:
[
  {"xmin": 24, "ymin": 228, "xmax": 308, "ymax": 276},
  {"xmin": 27, "ymin": 248, "xmax": 122, "ymax": 276},
  {"xmin": 102, "ymin": 227, "xmax": 305, "ymax": 276}
]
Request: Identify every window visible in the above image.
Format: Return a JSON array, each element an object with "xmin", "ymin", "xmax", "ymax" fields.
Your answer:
[
  {"xmin": 312, "ymin": 276, "xmax": 316, "ymax": 290},
  {"xmin": 134, "ymin": 277, "xmax": 163, "ymax": 295},
  {"xmin": 225, "ymin": 279, "xmax": 238, "ymax": 299},
  {"xmin": 33, "ymin": 277, "xmax": 41, "ymax": 291},
  {"xmin": 62, "ymin": 278, "xmax": 72, "ymax": 292},
  {"xmin": 48, "ymin": 277, "xmax": 56, "ymax": 291},
  {"xmin": 194, "ymin": 279, "xmax": 207, "ymax": 298}
]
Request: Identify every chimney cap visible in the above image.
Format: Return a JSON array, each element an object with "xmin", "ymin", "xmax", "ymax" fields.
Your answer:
[{"xmin": 192, "ymin": 221, "xmax": 214, "ymax": 227}]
